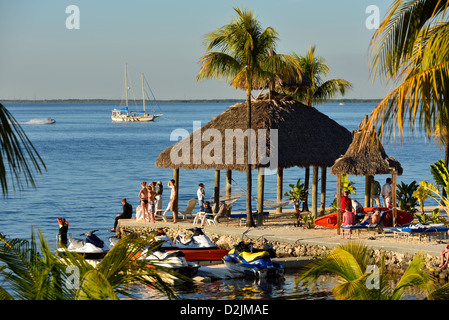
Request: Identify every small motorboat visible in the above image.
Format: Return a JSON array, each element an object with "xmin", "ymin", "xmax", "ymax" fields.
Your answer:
[
  {"xmin": 222, "ymin": 241, "xmax": 285, "ymax": 279},
  {"xmin": 151, "ymin": 228, "xmax": 228, "ymax": 262},
  {"xmin": 57, "ymin": 230, "xmax": 110, "ymax": 259},
  {"xmin": 140, "ymin": 249, "xmax": 199, "ymax": 277}
]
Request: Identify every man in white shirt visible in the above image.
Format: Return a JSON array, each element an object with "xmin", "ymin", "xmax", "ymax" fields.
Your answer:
[
  {"xmin": 197, "ymin": 183, "xmax": 205, "ymax": 211},
  {"xmin": 381, "ymin": 178, "xmax": 392, "ymax": 208}
]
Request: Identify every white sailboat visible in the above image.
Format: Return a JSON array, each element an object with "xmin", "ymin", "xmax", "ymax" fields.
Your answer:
[{"xmin": 111, "ymin": 64, "xmax": 162, "ymax": 122}]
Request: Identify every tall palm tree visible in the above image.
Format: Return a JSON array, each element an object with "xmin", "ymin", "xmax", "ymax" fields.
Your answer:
[
  {"xmin": 0, "ymin": 230, "xmax": 177, "ymax": 300},
  {"xmin": 197, "ymin": 7, "xmax": 293, "ymax": 227},
  {"xmin": 0, "ymin": 103, "xmax": 46, "ymax": 196},
  {"xmin": 288, "ymin": 46, "xmax": 352, "ymax": 216},
  {"xmin": 296, "ymin": 241, "xmax": 449, "ymax": 300},
  {"xmin": 362, "ymin": 0, "xmax": 449, "ymax": 160}
]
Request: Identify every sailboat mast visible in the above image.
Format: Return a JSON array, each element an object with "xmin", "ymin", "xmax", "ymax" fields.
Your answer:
[
  {"xmin": 142, "ymin": 73, "xmax": 145, "ymax": 113},
  {"xmin": 125, "ymin": 63, "xmax": 129, "ymax": 107}
]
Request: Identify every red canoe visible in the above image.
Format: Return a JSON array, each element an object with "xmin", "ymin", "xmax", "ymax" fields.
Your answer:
[{"xmin": 314, "ymin": 207, "xmax": 414, "ymax": 229}]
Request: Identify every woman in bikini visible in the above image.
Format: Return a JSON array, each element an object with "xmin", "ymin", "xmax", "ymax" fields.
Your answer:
[
  {"xmin": 168, "ymin": 179, "xmax": 178, "ymax": 223},
  {"xmin": 147, "ymin": 184, "xmax": 156, "ymax": 223},
  {"xmin": 139, "ymin": 182, "xmax": 149, "ymax": 222}
]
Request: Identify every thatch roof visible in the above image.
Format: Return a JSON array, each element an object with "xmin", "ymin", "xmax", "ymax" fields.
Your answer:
[
  {"xmin": 330, "ymin": 115, "xmax": 403, "ymax": 176},
  {"xmin": 231, "ymin": 50, "xmax": 313, "ymax": 92},
  {"xmin": 155, "ymin": 93, "xmax": 352, "ymax": 171}
]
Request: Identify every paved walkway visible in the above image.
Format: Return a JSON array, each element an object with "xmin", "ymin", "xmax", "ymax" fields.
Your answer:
[{"xmin": 118, "ymin": 211, "xmax": 448, "ymax": 258}]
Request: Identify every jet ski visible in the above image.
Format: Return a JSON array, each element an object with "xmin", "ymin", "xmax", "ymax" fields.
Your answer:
[
  {"xmin": 140, "ymin": 248, "xmax": 199, "ymax": 277},
  {"xmin": 57, "ymin": 230, "xmax": 110, "ymax": 259},
  {"xmin": 110, "ymin": 228, "xmax": 228, "ymax": 262},
  {"xmin": 169, "ymin": 227, "xmax": 228, "ymax": 261},
  {"xmin": 222, "ymin": 241, "xmax": 285, "ymax": 279}
]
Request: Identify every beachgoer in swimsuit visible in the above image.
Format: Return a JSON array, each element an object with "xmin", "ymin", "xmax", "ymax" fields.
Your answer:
[
  {"xmin": 139, "ymin": 182, "xmax": 149, "ymax": 222},
  {"xmin": 439, "ymin": 242, "xmax": 449, "ymax": 268},
  {"xmin": 155, "ymin": 181, "xmax": 163, "ymax": 215},
  {"xmin": 147, "ymin": 184, "xmax": 156, "ymax": 223},
  {"xmin": 168, "ymin": 179, "xmax": 178, "ymax": 223}
]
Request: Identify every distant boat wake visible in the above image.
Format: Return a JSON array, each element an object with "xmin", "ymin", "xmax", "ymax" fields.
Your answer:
[{"xmin": 17, "ymin": 118, "xmax": 56, "ymax": 125}]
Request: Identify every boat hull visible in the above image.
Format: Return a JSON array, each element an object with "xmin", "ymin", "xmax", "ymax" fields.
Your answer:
[
  {"xmin": 164, "ymin": 248, "xmax": 228, "ymax": 261},
  {"xmin": 56, "ymin": 248, "xmax": 109, "ymax": 260},
  {"xmin": 111, "ymin": 115, "xmax": 154, "ymax": 122},
  {"xmin": 314, "ymin": 207, "xmax": 414, "ymax": 228}
]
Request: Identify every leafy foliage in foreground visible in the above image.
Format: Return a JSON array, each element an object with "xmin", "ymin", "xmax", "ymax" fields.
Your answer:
[
  {"xmin": 0, "ymin": 229, "xmax": 178, "ymax": 300},
  {"xmin": 296, "ymin": 241, "xmax": 449, "ymax": 300}
]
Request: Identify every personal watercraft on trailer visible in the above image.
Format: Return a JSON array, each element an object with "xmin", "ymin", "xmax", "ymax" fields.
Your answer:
[
  {"xmin": 222, "ymin": 241, "xmax": 285, "ymax": 278},
  {"xmin": 58, "ymin": 230, "xmax": 110, "ymax": 259},
  {"xmin": 149, "ymin": 228, "xmax": 228, "ymax": 261},
  {"xmin": 140, "ymin": 248, "xmax": 199, "ymax": 277}
]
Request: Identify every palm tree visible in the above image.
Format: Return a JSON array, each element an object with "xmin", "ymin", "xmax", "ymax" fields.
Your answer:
[
  {"xmin": 197, "ymin": 7, "xmax": 294, "ymax": 227},
  {"xmin": 296, "ymin": 241, "xmax": 449, "ymax": 300},
  {"xmin": 0, "ymin": 229, "xmax": 177, "ymax": 300},
  {"xmin": 0, "ymin": 103, "xmax": 46, "ymax": 196},
  {"xmin": 362, "ymin": 0, "xmax": 449, "ymax": 161},
  {"xmin": 288, "ymin": 46, "xmax": 352, "ymax": 217}
]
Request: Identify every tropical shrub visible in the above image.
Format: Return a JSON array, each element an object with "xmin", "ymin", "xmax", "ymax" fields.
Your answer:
[
  {"xmin": 295, "ymin": 241, "xmax": 449, "ymax": 300},
  {"xmin": 413, "ymin": 185, "xmax": 432, "ymax": 215},
  {"xmin": 284, "ymin": 178, "xmax": 308, "ymax": 222},
  {"xmin": 397, "ymin": 181, "xmax": 418, "ymax": 213}
]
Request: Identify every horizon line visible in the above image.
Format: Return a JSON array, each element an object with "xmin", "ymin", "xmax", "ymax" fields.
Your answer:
[{"xmin": 1, "ymin": 98, "xmax": 383, "ymax": 103}]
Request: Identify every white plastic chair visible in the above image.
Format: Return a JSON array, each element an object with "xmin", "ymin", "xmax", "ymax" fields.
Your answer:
[
  {"xmin": 204, "ymin": 203, "xmax": 229, "ymax": 226},
  {"xmin": 163, "ymin": 198, "xmax": 196, "ymax": 222}
]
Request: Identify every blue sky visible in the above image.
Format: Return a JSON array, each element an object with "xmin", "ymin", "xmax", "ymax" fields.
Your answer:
[{"xmin": 0, "ymin": 0, "xmax": 394, "ymax": 100}]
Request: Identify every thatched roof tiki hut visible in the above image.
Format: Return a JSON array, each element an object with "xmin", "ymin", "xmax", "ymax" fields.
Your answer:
[
  {"xmin": 155, "ymin": 93, "xmax": 352, "ymax": 225},
  {"xmin": 330, "ymin": 115, "xmax": 403, "ymax": 234}
]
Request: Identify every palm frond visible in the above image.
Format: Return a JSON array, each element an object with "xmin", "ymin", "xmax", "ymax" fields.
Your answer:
[
  {"xmin": 313, "ymin": 79, "xmax": 353, "ymax": 105},
  {"xmin": 289, "ymin": 46, "xmax": 351, "ymax": 106},
  {"xmin": 0, "ymin": 103, "xmax": 46, "ymax": 196},
  {"xmin": 370, "ymin": 0, "xmax": 449, "ymax": 79},
  {"xmin": 390, "ymin": 252, "xmax": 436, "ymax": 300},
  {"xmin": 197, "ymin": 52, "xmax": 242, "ymax": 82},
  {"xmin": 359, "ymin": 59, "xmax": 449, "ymax": 147}
]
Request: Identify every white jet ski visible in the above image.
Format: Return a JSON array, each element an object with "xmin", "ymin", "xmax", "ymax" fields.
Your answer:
[
  {"xmin": 58, "ymin": 230, "xmax": 110, "ymax": 259},
  {"xmin": 140, "ymin": 249, "xmax": 199, "ymax": 277},
  {"xmin": 155, "ymin": 227, "xmax": 228, "ymax": 262}
]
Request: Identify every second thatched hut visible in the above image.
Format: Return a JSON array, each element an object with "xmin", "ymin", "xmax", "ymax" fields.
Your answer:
[{"xmin": 330, "ymin": 115, "xmax": 403, "ymax": 233}]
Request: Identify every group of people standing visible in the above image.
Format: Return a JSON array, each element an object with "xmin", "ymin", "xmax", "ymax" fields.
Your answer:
[
  {"xmin": 370, "ymin": 177, "xmax": 393, "ymax": 208},
  {"xmin": 138, "ymin": 181, "xmax": 164, "ymax": 223}
]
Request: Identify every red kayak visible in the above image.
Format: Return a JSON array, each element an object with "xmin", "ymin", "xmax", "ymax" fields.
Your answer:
[{"xmin": 314, "ymin": 207, "xmax": 414, "ymax": 229}]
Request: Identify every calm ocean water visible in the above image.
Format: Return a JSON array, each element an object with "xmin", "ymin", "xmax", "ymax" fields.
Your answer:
[{"xmin": 0, "ymin": 101, "xmax": 444, "ymax": 243}]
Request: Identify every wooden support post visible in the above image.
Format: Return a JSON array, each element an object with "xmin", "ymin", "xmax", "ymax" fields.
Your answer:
[
  {"xmin": 226, "ymin": 169, "xmax": 232, "ymax": 215},
  {"xmin": 392, "ymin": 172, "xmax": 397, "ymax": 226},
  {"xmin": 365, "ymin": 175, "xmax": 371, "ymax": 208},
  {"xmin": 336, "ymin": 173, "xmax": 342, "ymax": 235},
  {"xmin": 320, "ymin": 166, "xmax": 326, "ymax": 216},
  {"xmin": 277, "ymin": 168, "xmax": 283, "ymax": 214},
  {"xmin": 257, "ymin": 167, "xmax": 265, "ymax": 226},
  {"xmin": 173, "ymin": 168, "xmax": 179, "ymax": 212},
  {"xmin": 214, "ymin": 169, "xmax": 220, "ymax": 213},
  {"xmin": 312, "ymin": 166, "xmax": 318, "ymax": 219}
]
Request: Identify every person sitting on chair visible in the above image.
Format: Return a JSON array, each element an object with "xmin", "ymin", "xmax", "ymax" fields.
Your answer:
[
  {"xmin": 200, "ymin": 201, "xmax": 213, "ymax": 227},
  {"xmin": 360, "ymin": 207, "xmax": 381, "ymax": 225}
]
